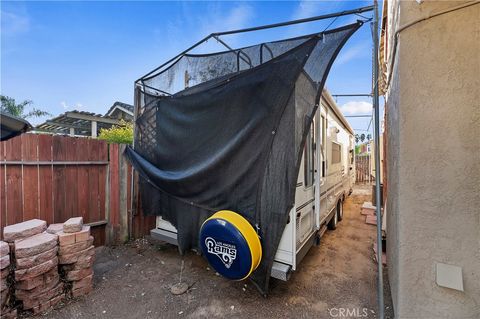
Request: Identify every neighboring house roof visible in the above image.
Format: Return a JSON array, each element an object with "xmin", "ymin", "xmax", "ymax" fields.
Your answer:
[
  {"xmin": 106, "ymin": 101, "xmax": 134, "ymax": 117},
  {"xmin": 34, "ymin": 101, "xmax": 133, "ymax": 137},
  {"xmin": 0, "ymin": 111, "xmax": 32, "ymax": 141},
  {"xmin": 35, "ymin": 110, "xmax": 121, "ymax": 136}
]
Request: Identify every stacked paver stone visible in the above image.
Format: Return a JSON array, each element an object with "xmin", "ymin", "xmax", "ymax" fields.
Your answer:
[
  {"xmin": 1, "ymin": 240, "xmax": 16, "ymax": 318},
  {"xmin": 1, "ymin": 241, "xmax": 10, "ymax": 307},
  {"xmin": 2, "ymin": 219, "xmax": 64, "ymax": 315},
  {"xmin": 51, "ymin": 217, "xmax": 95, "ymax": 298}
]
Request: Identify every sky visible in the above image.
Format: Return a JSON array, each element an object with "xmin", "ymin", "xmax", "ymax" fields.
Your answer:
[{"xmin": 1, "ymin": 1, "xmax": 379, "ymax": 135}]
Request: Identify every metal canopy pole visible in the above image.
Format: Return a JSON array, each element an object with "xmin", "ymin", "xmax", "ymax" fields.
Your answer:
[
  {"xmin": 345, "ymin": 115, "xmax": 372, "ymax": 118},
  {"xmin": 332, "ymin": 94, "xmax": 372, "ymax": 97},
  {"xmin": 136, "ymin": 5, "xmax": 374, "ymax": 83},
  {"xmin": 372, "ymin": 1, "xmax": 384, "ymax": 318},
  {"xmin": 211, "ymin": 5, "xmax": 374, "ymax": 36},
  {"xmin": 212, "ymin": 35, "xmax": 253, "ymax": 68}
]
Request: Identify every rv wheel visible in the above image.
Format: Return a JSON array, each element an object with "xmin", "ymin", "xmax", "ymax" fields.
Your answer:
[
  {"xmin": 315, "ymin": 234, "xmax": 321, "ymax": 246},
  {"xmin": 327, "ymin": 207, "xmax": 338, "ymax": 230},
  {"xmin": 337, "ymin": 200, "xmax": 344, "ymax": 222}
]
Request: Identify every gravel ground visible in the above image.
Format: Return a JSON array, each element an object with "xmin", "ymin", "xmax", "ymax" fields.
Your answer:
[{"xmin": 37, "ymin": 184, "xmax": 393, "ymax": 319}]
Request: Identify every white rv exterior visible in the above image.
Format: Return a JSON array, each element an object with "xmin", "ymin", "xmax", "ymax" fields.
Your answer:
[
  {"xmin": 271, "ymin": 88, "xmax": 355, "ymax": 280},
  {"xmin": 152, "ymin": 88, "xmax": 355, "ymax": 281}
]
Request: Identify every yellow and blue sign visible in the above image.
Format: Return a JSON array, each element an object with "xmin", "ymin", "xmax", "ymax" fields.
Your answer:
[{"xmin": 200, "ymin": 210, "xmax": 262, "ymax": 280}]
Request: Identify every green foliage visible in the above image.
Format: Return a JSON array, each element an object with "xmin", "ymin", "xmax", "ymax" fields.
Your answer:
[
  {"xmin": 98, "ymin": 120, "xmax": 133, "ymax": 144},
  {"xmin": 355, "ymin": 145, "xmax": 361, "ymax": 154},
  {"xmin": 0, "ymin": 95, "xmax": 51, "ymax": 119}
]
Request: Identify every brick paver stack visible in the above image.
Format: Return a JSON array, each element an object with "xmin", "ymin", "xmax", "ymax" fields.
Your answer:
[
  {"xmin": 0, "ymin": 217, "xmax": 95, "ymax": 316},
  {"xmin": 1, "ymin": 240, "xmax": 14, "ymax": 317},
  {"xmin": 56, "ymin": 217, "xmax": 95, "ymax": 298},
  {"xmin": 3, "ymin": 219, "xmax": 64, "ymax": 314}
]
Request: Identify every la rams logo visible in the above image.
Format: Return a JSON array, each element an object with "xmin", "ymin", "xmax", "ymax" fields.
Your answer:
[{"xmin": 205, "ymin": 237, "xmax": 237, "ymax": 269}]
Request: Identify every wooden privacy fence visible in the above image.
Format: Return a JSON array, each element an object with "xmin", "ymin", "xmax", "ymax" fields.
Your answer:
[
  {"xmin": 0, "ymin": 134, "xmax": 155, "ymax": 245},
  {"xmin": 355, "ymin": 154, "xmax": 373, "ymax": 183}
]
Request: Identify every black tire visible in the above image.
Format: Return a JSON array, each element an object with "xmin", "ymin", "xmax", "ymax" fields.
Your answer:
[
  {"xmin": 314, "ymin": 234, "xmax": 321, "ymax": 246},
  {"xmin": 337, "ymin": 200, "xmax": 344, "ymax": 222},
  {"xmin": 327, "ymin": 206, "xmax": 338, "ymax": 230}
]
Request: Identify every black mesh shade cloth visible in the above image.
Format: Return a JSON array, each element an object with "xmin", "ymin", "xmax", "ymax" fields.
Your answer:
[{"xmin": 125, "ymin": 22, "xmax": 361, "ymax": 294}]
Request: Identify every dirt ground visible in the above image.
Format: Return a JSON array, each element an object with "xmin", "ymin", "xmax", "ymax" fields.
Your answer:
[{"xmin": 39, "ymin": 184, "xmax": 393, "ymax": 319}]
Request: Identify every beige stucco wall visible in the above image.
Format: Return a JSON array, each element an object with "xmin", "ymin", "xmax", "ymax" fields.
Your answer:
[{"xmin": 384, "ymin": 1, "xmax": 480, "ymax": 318}]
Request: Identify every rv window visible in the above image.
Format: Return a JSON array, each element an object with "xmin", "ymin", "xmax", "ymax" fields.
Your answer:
[
  {"xmin": 304, "ymin": 120, "xmax": 315, "ymax": 188},
  {"xmin": 331, "ymin": 142, "xmax": 341, "ymax": 164}
]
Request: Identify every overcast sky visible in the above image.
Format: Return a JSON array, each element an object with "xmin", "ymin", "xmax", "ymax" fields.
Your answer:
[{"xmin": 1, "ymin": 1, "xmax": 379, "ymax": 134}]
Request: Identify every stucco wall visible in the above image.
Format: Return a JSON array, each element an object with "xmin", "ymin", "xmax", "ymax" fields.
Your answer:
[{"xmin": 384, "ymin": 1, "xmax": 480, "ymax": 318}]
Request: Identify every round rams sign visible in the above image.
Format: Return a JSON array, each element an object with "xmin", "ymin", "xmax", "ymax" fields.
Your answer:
[{"xmin": 200, "ymin": 210, "xmax": 262, "ymax": 280}]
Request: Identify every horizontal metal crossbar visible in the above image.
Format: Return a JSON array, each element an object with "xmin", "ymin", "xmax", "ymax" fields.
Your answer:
[
  {"xmin": 211, "ymin": 5, "xmax": 374, "ymax": 36},
  {"xmin": 331, "ymin": 94, "xmax": 373, "ymax": 97}
]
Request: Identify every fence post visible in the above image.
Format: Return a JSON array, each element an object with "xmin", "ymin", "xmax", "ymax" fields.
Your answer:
[
  {"xmin": 118, "ymin": 144, "xmax": 129, "ymax": 243},
  {"xmin": 105, "ymin": 143, "xmax": 112, "ymax": 245},
  {"xmin": 107, "ymin": 143, "xmax": 119, "ymax": 244}
]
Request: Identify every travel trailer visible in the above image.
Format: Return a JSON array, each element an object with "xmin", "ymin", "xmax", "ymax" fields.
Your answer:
[
  {"xmin": 151, "ymin": 87, "xmax": 356, "ymax": 281},
  {"xmin": 126, "ymin": 22, "xmax": 364, "ymax": 288}
]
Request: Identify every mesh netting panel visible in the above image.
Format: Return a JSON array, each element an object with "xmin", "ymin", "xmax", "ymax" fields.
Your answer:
[
  {"xmin": 141, "ymin": 33, "xmax": 318, "ymax": 96},
  {"xmin": 127, "ymin": 22, "xmax": 361, "ymax": 294}
]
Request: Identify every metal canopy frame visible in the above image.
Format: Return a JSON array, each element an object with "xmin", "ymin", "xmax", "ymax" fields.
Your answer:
[
  {"xmin": 135, "ymin": 5, "xmax": 374, "ymax": 85},
  {"xmin": 131, "ymin": 3, "xmax": 384, "ymax": 318}
]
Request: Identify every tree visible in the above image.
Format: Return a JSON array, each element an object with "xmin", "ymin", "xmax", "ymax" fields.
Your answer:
[
  {"xmin": 360, "ymin": 133, "xmax": 365, "ymax": 142},
  {"xmin": 98, "ymin": 120, "xmax": 133, "ymax": 144},
  {"xmin": 0, "ymin": 95, "xmax": 50, "ymax": 119}
]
